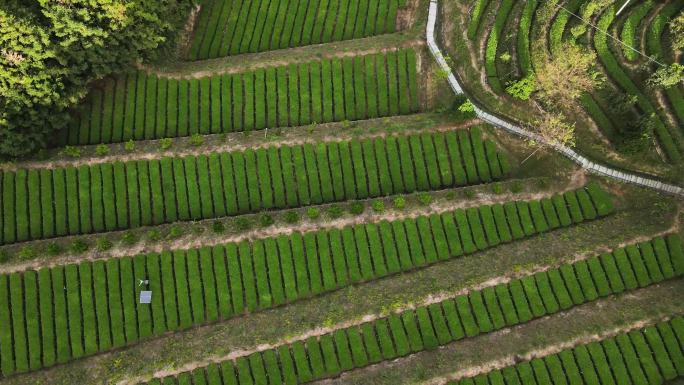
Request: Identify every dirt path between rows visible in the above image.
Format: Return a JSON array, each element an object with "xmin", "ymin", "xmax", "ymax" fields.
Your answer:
[
  {"xmin": 119, "ymin": 243, "xmax": 683, "ymax": 385},
  {"xmin": 313, "ymin": 279, "xmax": 684, "ymax": 385},
  {"xmin": 2, "ymin": 120, "xmax": 480, "ymax": 172},
  {"xmin": 410, "ymin": 313, "xmax": 680, "ymax": 385},
  {"xmin": 141, "ymin": 39, "xmax": 426, "ymax": 80},
  {"xmin": 0, "ymin": 173, "xmax": 583, "ymax": 275}
]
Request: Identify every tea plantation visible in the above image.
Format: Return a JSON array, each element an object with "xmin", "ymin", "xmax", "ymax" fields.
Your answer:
[{"xmin": 0, "ymin": 1, "xmax": 682, "ymax": 385}]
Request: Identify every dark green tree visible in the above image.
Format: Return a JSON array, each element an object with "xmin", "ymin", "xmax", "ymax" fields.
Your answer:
[{"xmin": 0, "ymin": 0, "xmax": 193, "ymax": 157}]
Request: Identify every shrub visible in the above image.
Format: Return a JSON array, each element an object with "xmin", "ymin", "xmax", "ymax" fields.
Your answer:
[
  {"xmin": 96, "ymin": 238, "xmax": 113, "ymax": 252},
  {"xmin": 212, "ymin": 221, "xmax": 225, "ymax": 233},
  {"xmin": 284, "ymin": 211, "xmax": 300, "ymax": 224},
  {"xmin": 0, "ymin": 251, "xmax": 8, "ymax": 263},
  {"xmin": 46, "ymin": 242, "xmax": 62, "ymax": 256},
  {"xmin": 190, "ymin": 133, "xmax": 204, "ymax": 146},
  {"xmin": 95, "ymin": 144, "xmax": 110, "ymax": 156},
  {"xmin": 121, "ymin": 231, "xmax": 138, "ymax": 245},
  {"xmin": 327, "ymin": 205, "xmax": 344, "ymax": 219},
  {"xmin": 372, "ymin": 200, "xmax": 386, "ymax": 213},
  {"xmin": 458, "ymin": 100, "xmax": 475, "ymax": 113},
  {"xmin": 506, "ymin": 76, "xmax": 536, "ymax": 100},
  {"xmin": 418, "ymin": 193, "xmax": 432, "ymax": 206},
  {"xmin": 146, "ymin": 229, "xmax": 162, "ymax": 241},
  {"xmin": 393, "ymin": 196, "xmax": 407, "ymax": 209},
  {"xmin": 492, "ymin": 183, "xmax": 504, "ymax": 195},
  {"xmin": 260, "ymin": 214, "xmax": 274, "ymax": 227},
  {"xmin": 18, "ymin": 246, "xmax": 36, "ymax": 260},
  {"xmin": 307, "ymin": 207, "xmax": 321, "ymax": 219},
  {"xmin": 349, "ymin": 202, "xmax": 365, "ymax": 215},
  {"xmin": 464, "ymin": 189, "xmax": 476, "ymax": 199},
  {"xmin": 236, "ymin": 217, "xmax": 251, "ymax": 231},
  {"xmin": 169, "ymin": 226, "xmax": 184, "ymax": 238},
  {"xmin": 62, "ymin": 146, "xmax": 82, "ymax": 158},
  {"xmin": 159, "ymin": 138, "xmax": 173, "ymax": 150},
  {"xmin": 70, "ymin": 240, "xmax": 89, "ymax": 254},
  {"xmin": 124, "ymin": 139, "xmax": 136, "ymax": 152}
]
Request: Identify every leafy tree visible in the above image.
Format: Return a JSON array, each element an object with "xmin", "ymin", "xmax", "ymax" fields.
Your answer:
[
  {"xmin": 0, "ymin": 0, "xmax": 193, "ymax": 157},
  {"xmin": 532, "ymin": 111, "xmax": 576, "ymax": 148},
  {"xmin": 535, "ymin": 43, "xmax": 603, "ymax": 106},
  {"xmin": 648, "ymin": 63, "xmax": 683, "ymax": 89}
]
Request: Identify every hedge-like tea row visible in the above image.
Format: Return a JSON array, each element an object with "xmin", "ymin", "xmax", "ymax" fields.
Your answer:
[
  {"xmin": 0, "ymin": 128, "xmax": 508, "ymax": 244},
  {"xmin": 0, "ymin": 129, "xmax": 506, "ymax": 246},
  {"xmin": 484, "ymin": 0, "xmax": 514, "ymax": 93},
  {"xmin": 620, "ymin": 1, "xmax": 653, "ymax": 61},
  {"xmin": 62, "ymin": 49, "xmax": 419, "ymax": 145},
  {"xmin": 516, "ymin": 0, "xmax": 538, "ymax": 76},
  {"xmin": 548, "ymin": 0, "xmax": 582, "ymax": 54},
  {"xmin": 135, "ymin": 235, "xmax": 684, "ymax": 385},
  {"xmin": 646, "ymin": 3, "xmax": 684, "ymax": 127},
  {"xmin": 450, "ymin": 316, "xmax": 684, "ymax": 385},
  {"xmin": 0, "ymin": 185, "xmax": 614, "ymax": 375},
  {"xmin": 595, "ymin": 7, "xmax": 682, "ymax": 163},
  {"xmin": 466, "ymin": 0, "xmax": 490, "ymax": 39},
  {"xmin": 189, "ymin": 0, "xmax": 407, "ymax": 60}
]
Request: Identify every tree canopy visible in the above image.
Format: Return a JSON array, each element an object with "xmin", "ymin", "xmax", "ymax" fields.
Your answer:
[{"xmin": 0, "ymin": 0, "xmax": 192, "ymax": 157}]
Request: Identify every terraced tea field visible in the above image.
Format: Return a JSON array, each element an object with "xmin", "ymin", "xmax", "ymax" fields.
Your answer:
[
  {"xmin": 1, "ymin": 1, "xmax": 683, "ymax": 385},
  {"xmin": 449, "ymin": 0, "xmax": 684, "ymax": 177}
]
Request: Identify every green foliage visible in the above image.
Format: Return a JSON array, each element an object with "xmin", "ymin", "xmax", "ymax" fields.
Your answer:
[
  {"xmin": 418, "ymin": 193, "xmax": 432, "ymax": 206},
  {"xmin": 189, "ymin": 133, "xmax": 204, "ymax": 146},
  {"xmin": 492, "ymin": 183, "xmax": 504, "ymax": 195},
  {"xmin": 327, "ymin": 205, "xmax": 344, "ymax": 219},
  {"xmin": 307, "ymin": 207, "xmax": 321, "ymax": 220},
  {"xmin": 0, "ymin": 186, "xmax": 622, "ymax": 375},
  {"xmin": 121, "ymin": 231, "xmax": 138, "ymax": 246},
  {"xmin": 458, "ymin": 100, "xmax": 475, "ymax": 113},
  {"xmin": 211, "ymin": 221, "xmax": 225, "ymax": 234},
  {"xmin": 159, "ymin": 138, "xmax": 173, "ymax": 150},
  {"xmin": 648, "ymin": 64, "xmax": 684, "ymax": 89},
  {"xmin": 393, "ymin": 196, "xmax": 406, "ymax": 210},
  {"xmin": 284, "ymin": 211, "xmax": 300, "ymax": 224},
  {"xmin": 0, "ymin": 250, "xmax": 8, "ymax": 263},
  {"xmin": 146, "ymin": 229, "xmax": 161, "ymax": 241},
  {"xmin": 371, "ymin": 200, "xmax": 385, "ymax": 213},
  {"xmin": 124, "ymin": 140, "xmax": 135, "ymax": 152},
  {"xmin": 349, "ymin": 202, "xmax": 365, "ymax": 215},
  {"xmin": 506, "ymin": 76, "xmax": 536, "ymax": 101},
  {"xmin": 70, "ymin": 240, "xmax": 88, "ymax": 254},
  {"xmin": 61, "ymin": 146, "xmax": 82, "ymax": 158},
  {"xmin": 66, "ymin": 50, "xmax": 419, "ymax": 145},
  {"xmin": 46, "ymin": 242, "xmax": 62, "ymax": 256},
  {"xmin": 0, "ymin": 0, "xmax": 193, "ymax": 157},
  {"xmin": 18, "ymin": 246, "xmax": 36, "ymax": 260},
  {"xmin": 168, "ymin": 225, "xmax": 183, "ymax": 239},
  {"xmin": 96, "ymin": 238, "xmax": 113, "ymax": 252},
  {"xmin": 95, "ymin": 144, "xmax": 109, "ymax": 156},
  {"xmin": 671, "ymin": 11, "xmax": 684, "ymax": 51},
  {"xmin": 0, "ymin": 130, "xmax": 509, "ymax": 247},
  {"xmin": 259, "ymin": 214, "xmax": 274, "ymax": 227}
]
